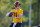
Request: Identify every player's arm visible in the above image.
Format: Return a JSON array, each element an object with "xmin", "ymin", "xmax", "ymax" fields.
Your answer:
[
  {"xmin": 19, "ymin": 14, "xmax": 23, "ymax": 19},
  {"xmin": 16, "ymin": 10, "xmax": 23, "ymax": 19},
  {"xmin": 6, "ymin": 9, "xmax": 14, "ymax": 17},
  {"xmin": 6, "ymin": 12, "xmax": 14, "ymax": 17},
  {"xmin": 6, "ymin": 12, "xmax": 10, "ymax": 16},
  {"xmin": 16, "ymin": 14, "xmax": 23, "ymax": 19}
]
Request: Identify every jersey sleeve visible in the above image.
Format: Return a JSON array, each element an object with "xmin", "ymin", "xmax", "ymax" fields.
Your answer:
[
  {"xmin": 10, "ymin": 9, "xmax": 15, "ymax": 12},
  {"xmin": 19, "ymin": 10, "xmax": 23, "ymax": 14}
]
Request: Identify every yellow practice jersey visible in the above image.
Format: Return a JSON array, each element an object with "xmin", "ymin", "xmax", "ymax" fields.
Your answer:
[{"xmin": 11, "ymin": 8, "xmax": 23, "ymax": 23}]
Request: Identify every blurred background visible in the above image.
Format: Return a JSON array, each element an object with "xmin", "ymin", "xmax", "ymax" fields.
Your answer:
[{"xmin": 0, "ymin": 0, "xmax": 40, "ymax": 27}]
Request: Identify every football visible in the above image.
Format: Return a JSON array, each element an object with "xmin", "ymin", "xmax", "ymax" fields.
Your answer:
[{"xmin": 9, "ymin": 12, "xmax": 14, "ymax": 17}]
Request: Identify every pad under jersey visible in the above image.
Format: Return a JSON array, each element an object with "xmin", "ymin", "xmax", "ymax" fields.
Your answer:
[{"xmin": 11, "ymin": 8, "xmax": 23, "ymax": 23}]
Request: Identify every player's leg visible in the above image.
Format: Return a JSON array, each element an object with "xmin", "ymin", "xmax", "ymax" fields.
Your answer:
[
  {"xmin": 9, "ymin": 22, "xmax": 14, "ymax": 27},
  {"xmin": 13, "ymin": 23, "xmax": 17, "ymax": 27},
  {"xmin": 15, "ymin": 23, "xmax": 22, "ymax": 27}
]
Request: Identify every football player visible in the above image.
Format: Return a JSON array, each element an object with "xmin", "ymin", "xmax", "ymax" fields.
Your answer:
[{"xmin": 6, "ymin": 1, "xmax": 23, "ymax": 27}]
